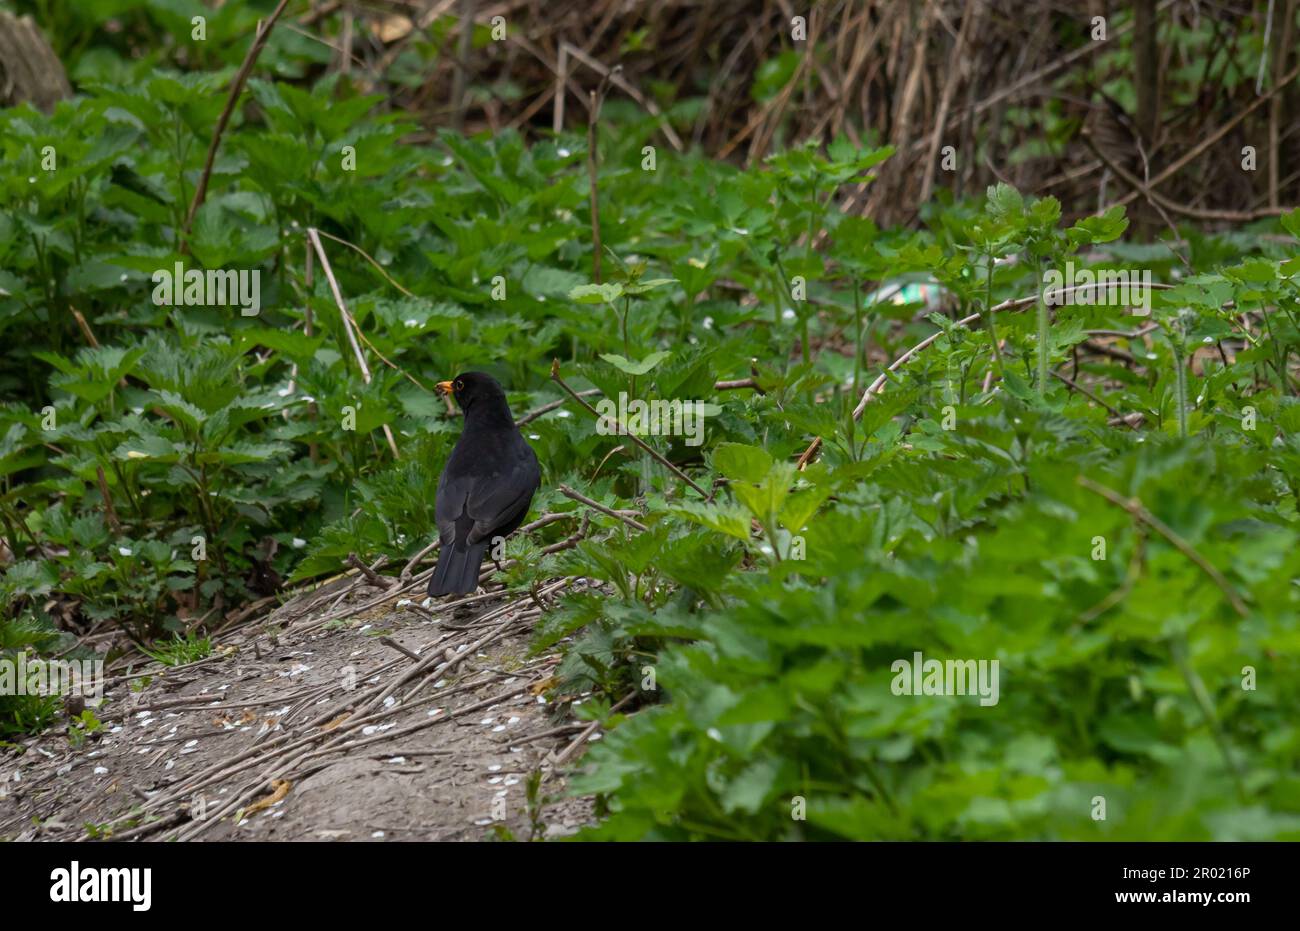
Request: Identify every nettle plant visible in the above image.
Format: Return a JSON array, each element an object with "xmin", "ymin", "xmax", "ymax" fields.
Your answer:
[
  {"xmin": 558, "ymin": 190, "xmax": 1300, "ymax": 840},
  {"xmin": 1, "ymin": 80, "xmax": 692, "ymax": 657},
  {"xmin": 2, "ymin": 63, "xmax": 1299, "ymax": 838},
  {"xmin": 570, "ymin": 401, "xmax": 1300, "ymax": 841},
  {"xmin": 1, "ymin": 338, "xmax": 302, "ymax": 637},
  {"xmin": 0, "ymin": 76, "xmax": 475, "ymax": 606}
]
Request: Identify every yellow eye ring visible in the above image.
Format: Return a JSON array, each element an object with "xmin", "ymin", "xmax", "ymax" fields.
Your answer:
[{"xmin": 455, "ymin": 379, "xmax": 464, "ymax": 391}]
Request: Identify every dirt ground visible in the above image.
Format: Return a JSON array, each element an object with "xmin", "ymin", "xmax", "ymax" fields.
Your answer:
[{"xmin": 0, "ymin": 572, "xmax": 600, "ymax": 842}]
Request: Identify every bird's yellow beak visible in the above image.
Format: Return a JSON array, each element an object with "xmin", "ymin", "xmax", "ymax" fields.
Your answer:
[{"xmin": 436, "ymin": 380, "xmax": 455, "ymax": 395}]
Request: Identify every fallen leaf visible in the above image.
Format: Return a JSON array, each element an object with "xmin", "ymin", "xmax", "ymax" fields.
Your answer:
[
  {"xmin": 239, "ymin": 779, "xmax": 290, "ymax": 820},
  {"xmin": 372, "ymin": 14, "xmax": 413, "ymax": 43}
]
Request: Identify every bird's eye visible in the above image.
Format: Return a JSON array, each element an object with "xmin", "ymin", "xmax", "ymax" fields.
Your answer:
[{"xmin": 455, "ymin": 379, "xmax": 464, "ymax": 391}]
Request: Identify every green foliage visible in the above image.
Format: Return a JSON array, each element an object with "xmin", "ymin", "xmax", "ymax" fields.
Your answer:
[
  {"xmin": 67, "ymin": 708, "xmax": 103, "ymax": 749},
  {"xmin": 141, "ymin": 633, "xmax": 211, "ymax": 666},
  {"xmin": 2, "ymin": 54, "xmax": 1298, "ymax": 841},
  {"xmin": 559, "ymin": 185, "xmax": 1300, "ymax": 841}
]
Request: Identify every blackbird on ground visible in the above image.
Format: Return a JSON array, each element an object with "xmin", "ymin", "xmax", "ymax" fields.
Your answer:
[{"xmin": 427, "ymin": 372, "xmax": 541, "ymax": 596}]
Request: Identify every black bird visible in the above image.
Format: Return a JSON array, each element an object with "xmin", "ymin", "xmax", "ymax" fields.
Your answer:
[{"xmin": 427, "ymin": 372, "xmax": 541, "ymax": 596}]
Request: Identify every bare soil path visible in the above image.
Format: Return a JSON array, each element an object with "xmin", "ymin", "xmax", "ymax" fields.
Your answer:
[{"xmin": 1, "ymin": 573, "xmax": 599, "ymax": 842}]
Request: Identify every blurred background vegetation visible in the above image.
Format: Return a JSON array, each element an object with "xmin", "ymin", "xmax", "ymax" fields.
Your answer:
[{"xmin": 5, "ymin": 1, "xmax": 1299, "ymax": 220}]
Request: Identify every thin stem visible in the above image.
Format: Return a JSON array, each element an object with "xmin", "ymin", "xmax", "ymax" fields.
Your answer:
[
  {"xmin": 1258, "ymin": 300, "xmax": 1287, "ymax": 390},
  {"xmin": 852, "ymin": 278, "xmax": 862, "ymax": 399},
  {"xmin": 1036, "ymin": 256, "xmax": 1050, "ymax": 397},
  {"xmin": 1173, "ymin": 343, "xmax": 1189, "ymax": 439},
  {"xmin": 1170, "ymin": 635, "xmax": 1247, "ymax": 802},
  {"xmin": 550, "ymin": 359, "xmax": 710, "ymax": 499},
  {"xmin": 1077, "ymin": 476, "xmax": 1248, "ymax": 617},
  {"xmin": 985, "ymin": 251, "xmax": 1004, "ymax": 376}
]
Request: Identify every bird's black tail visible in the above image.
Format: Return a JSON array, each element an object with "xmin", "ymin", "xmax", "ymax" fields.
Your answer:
[{"xmin": 427, "ymin": 540, "xmax": 489, "ymax": 596}]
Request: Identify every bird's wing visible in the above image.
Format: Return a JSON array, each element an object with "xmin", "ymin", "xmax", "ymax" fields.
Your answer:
[
  {"xmin": 465, "ymin": 451, "xmax": 539, "ymax": 545},
  {"xmin": 435, "ymin": 467, "xmax": 472, "ymax": 545}
]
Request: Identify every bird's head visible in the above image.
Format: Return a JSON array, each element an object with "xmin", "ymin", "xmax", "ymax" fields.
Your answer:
[{"xmin": 437, "ymin": 371, "xmax": 510, "ymax": 420}]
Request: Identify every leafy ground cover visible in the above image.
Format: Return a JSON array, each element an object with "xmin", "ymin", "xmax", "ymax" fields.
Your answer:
[{"xmin": 2, "ymin": 10, "xmax": 1299, "ymax": 841}]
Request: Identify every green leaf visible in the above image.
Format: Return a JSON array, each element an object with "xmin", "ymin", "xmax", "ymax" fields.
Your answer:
[
  {"xmin": 721, "ymin": 757, "xmax": 781, "ymax": 814},
  {"xmin": 670, "ymin": 500, "xmax": 752, "ymax": 541},
  {"xmin": 152, "ymin": 390, "xmax": 206, "ymax": 433},
  {"xmin": 712, "ymin": 442, "xmax": 773, "ymax": 483},
  {"xmin": 779, "ymin": 486, "xmax": 830, "ymax": 532},
  {"xmin": 569, "ymin": 282, "xmax": 624, "ymax": 304},
  {"xmin": 986, "ymin": 183, "xmax": 1024, "ymax": 220},
  {"xmin": 599, "ymin": 351, "xmax": 671, "ymax": 376},
  {"xmin": 1281, "ymin": 206, "xmax": 1300, "ymax": 240},
  {"xmin": 732, "ymin": 467, "xmax": 792, "ymax": 523},
  {"xmin": 1000, "ymin": 368, "xmax": 1036, "ymax": 401},
  {"xmin": 65, "ymin": 260, "xmax": 128, "ymax": 292},
  {"xmin": 623, "ymin": 278, "xmax": 677, "ymax": 295},
  {"xmin": 1068, "ymin": 205, "xmax": 1129, "ymax": 245}
]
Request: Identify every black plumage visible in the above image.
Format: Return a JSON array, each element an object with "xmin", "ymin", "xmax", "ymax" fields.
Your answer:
[{"xmin": 427, "ymin": 372, "xmax": 541, "ymax": 596}]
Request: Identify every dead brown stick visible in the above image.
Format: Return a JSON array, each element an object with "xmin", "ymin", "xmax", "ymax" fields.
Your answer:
[
  {"xmin": 347, "ymin": 553, "xmax": 394, "ymax": 589},
  {"xmin": 106, "ymin": 811, "xmax": 187, "ymax": 842},
  {"xmin": 714, "ymin": 377, "xmax": 762, "ymax": 392},
  {"xmin": 553, "ymin": 42, "xmax": 568, "ymax": 132},
  {"xmin": 306, "ymin": 227, "xmax": 401, "ymax": 458},
  {"xmin": 322, "ymin": 285, "xmax": 433, "ymax": 394},
  {"xmin": 518, "ymin": 378, "xmax": 759, "ymax": 428},
  {"xmin": 505, "ymin": 722, "xmax": 589, "ymax": 746},
  {"xmin": 450, "ymin": 0, "xmax": 475, "ymax": 130},
  {"xmin": 70, "ymin": 306, "xmax": 100, "ymax": 348},
  {"xmin": 401, "ymin": 539, "xmax": 441, "ymax": 580},
  {"xmin": 72, "ymin": 305, "xmax": 133, "ymax": 389},
  {"xmin": 1267, "ymin": 0, "xmax": 1296, "ymax": 209},
  {"xmin": 1111, "ymin": 60, "xmax": 1300, "ymax": 211},
  {"xmin": 1077, "ymin": 476, "xmax": 1249, "ymax": 617},
  {"xmin": 588, "ymin": 93, "xmax": 602, "ymax": 283},
  {"xmin": 183, "ymin": 0, "xmax": 291, "ymax": 242},
  {"xmin": 586, "ymin": 67, "xmax": 618, "ymax": 284},
  {"xmin": 550, "ymin": 359, "xmax": 710, "ymax": 499},
  {"xmin": 311, "ymin": 229, "xmax": 418, "ymax": 298},
  {"xmin": 516, "ymin": 388, "xmax": 602, "ymax": 426},
  {"xmin": 550, "ymin": 690, "xmax": 637, "ymax": 767},
  {"xmin": 1051, "ymin": 369, "xmax": 1138, "ymax": 429},
  {"xmin": 1088, "ymin": 133, "xmax": 1293, "ymax": 222},
  {"xmin": 535, "ymin": 512, "xmax": 591, "ymax": 557},
  {"xmin": 519, "ymin": 512, "xmax": 574, "ymax": 535},
  {"xmin": 557, "ymin": 484, "xmax": 649, "ymax": 532},
  {"xmin": 560, "ymin": 42, "xmax": 684, "ymax": 152},
  {"xmin": 378, "ymin": 636, "xmax": 422, "ymax": 663},
  {"xmin": 795, "ymin": 282, "xmax": 1174, "ymax": 469},
  {"xmin": 921, "ymin": 0, "xmax": 978, "ymax": 203},
  {"xmin": 95, "ymin": 465, "xmax": 122, "ymax": 534}
]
